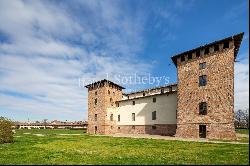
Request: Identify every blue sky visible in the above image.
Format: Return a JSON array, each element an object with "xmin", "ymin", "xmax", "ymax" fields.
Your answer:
[{"xmin": 0, "ymin": 0, "xmax": 249, "ymax": 122}]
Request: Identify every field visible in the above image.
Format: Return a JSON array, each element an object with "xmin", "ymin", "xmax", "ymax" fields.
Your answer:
[
  {"xmin": 236, "ymin": 128, "xmax": 249, "ymax": 135},
  {"xmin": 0, "ymin": 129, "xmax": 249, "ymax": 165}
]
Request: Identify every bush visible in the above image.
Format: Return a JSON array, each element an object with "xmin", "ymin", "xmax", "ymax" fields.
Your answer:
[{"xmin": 0, "ymin": 117, "xmax": 14, "ymax": 144}]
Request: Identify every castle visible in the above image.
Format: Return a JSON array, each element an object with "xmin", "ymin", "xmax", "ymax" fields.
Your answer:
[{"xmin": 85, "ymin": 33, "xmax": 244, "ymax": 140}]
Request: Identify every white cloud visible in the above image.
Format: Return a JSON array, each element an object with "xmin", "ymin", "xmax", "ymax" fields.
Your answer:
[
  {"xmin": 0, "ymin": 0, "xmax": 151, "ymax": 121},
  {"xmin": 234, "ymin": 52, "xmax": 249, "ymax": 110}
]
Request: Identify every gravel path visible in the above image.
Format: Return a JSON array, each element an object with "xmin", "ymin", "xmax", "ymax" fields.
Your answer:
[{"xmin": 109, "ymin": 134, "xmax": 249, "ymax": 145}]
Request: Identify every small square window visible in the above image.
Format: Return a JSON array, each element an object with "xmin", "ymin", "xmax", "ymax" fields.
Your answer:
[
  {"xmin": 199, "ymin": 102, "xmax": 207, "ymax": 115},
  {"xmin": 153, "ymin": 98, "xmax": 156, "ymax": 103},
  {"xmin": 199, "ymin": 62, "xmax": 206, "ymax": 70},
  {"xmin": 152, "ymin": 111, "xmax": 156, "ymax": 120},
  {"xmin": 110, "ymin": 114, "xmax": 113, "ymax": 121},
  {"xmin": 199, "ymin": 75, "xmax": 207, "ymax": 87},
  {"xmin": 132, "ymin": 113, "xmax": 135, "ymax": 121}
]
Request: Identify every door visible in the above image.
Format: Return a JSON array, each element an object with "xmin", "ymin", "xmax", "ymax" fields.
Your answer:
[
  {"xmin": 199, "ymin": 125, "xmax": 206, "ymax": 138},
  {"xmin": 94, "ymin": 126, "xmax": 97, "ymax": 134}
]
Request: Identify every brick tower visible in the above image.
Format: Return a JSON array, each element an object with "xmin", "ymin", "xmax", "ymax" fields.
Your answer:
[
  {"xmin": 85, "ymin": 79, "xmax": 124, "ymax": 134},
  {"xmin": 171, "ymin": 33, "xmax": 244, "ymax": 140}
]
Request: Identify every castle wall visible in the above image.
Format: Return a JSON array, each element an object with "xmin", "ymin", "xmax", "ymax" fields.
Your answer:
[
  {"xmin": 106, "ymin": 92, "xmax": 177, "ymax": 136},
  {"xmin": 87, "ymin": 82, "xmax": 122, "ymax": 135},
  {"xmin": 175, "ymin": 42, "xmax": 236, "ymax": 140}
]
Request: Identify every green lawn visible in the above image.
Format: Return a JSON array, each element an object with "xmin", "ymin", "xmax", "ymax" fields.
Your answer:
[
  {"xmin": 0, "ymin": 129, "xmax": 249, "ymax": 165},
  {"xmin": 236, "ymin": 129, "xmax": 249, "ymax": 135}
]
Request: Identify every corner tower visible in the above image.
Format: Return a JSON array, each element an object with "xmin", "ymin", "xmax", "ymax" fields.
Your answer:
[
  {"xmin": 85, "ymin": 79, "xmax": 124, "ymax": 134},
  {"xmin": 171, "ymin": 33, "xmax": 244, "ymax": 140}
]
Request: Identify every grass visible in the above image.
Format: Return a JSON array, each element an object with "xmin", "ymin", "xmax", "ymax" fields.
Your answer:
[
  {"xmin": 0, "ymin": 129, "xmax": 249, "ymax": 165},
  {"xmin": 236, "ymin": 128, "xmax": 249, "ymax": 135}
]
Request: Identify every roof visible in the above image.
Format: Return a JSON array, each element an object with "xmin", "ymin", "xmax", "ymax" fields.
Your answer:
[
  {"xmin": 117, "ymin": 90, "xmax": 177, "ymax": 102},
  {"xmin": 84, "ymin": 79, "xmax": 125, "ymax": 89},
  {"xmin": 171, "ymin": 32, "xmax": 244, "ymax": 66},
  {"xmin": 124, "ymin": 83, "xmax": 177, "ymax": 95}
]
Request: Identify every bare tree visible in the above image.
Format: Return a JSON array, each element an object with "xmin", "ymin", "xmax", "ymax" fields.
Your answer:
[
  {"xmin": 43, "ymin": 119, "xmax": 48, "ymax": 129},
  {"xmin": 243, "ymin": 109, "xmax": 249, "ymax": 129},
  {"xmin": 235, "ymin": 109, "xmax": 249, "ymax": 129}
]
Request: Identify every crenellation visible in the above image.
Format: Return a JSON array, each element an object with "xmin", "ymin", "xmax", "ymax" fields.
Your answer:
[{"xmin": 85, "ymin": 33, "xmax": 244, "ymax": 140}]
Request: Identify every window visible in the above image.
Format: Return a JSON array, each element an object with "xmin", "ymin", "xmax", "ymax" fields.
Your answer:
[
  {"xmin": 204, "ymin": 47, "xmax": 209, "ymax": 55},
  {"xmin": 94, "ymin": 114, "xmax": 98, "ymax": 121},
  {"xmin": 94, "ymin": 98, "xmax": 97, "ymax": 105},
  {"xmin": 196, "ymin": 50, "xmax": 200, "ymax": 57},
  {"xmin": 152, "ymin": 126, "xmax": 157, "ymax": 130},
  {"xmin": 199, "ymin": 75, "xmax": 207, "ymax": 86},
  {"xmin": 153, "ymin": 97, "xmax": 156, "ymax": 103},
  {"xmin": 94, "ymin": 126, "xmax": 97, "ymax": 134},
  {"xmin": 118, "ymin": 115, "xmax": 120, "ymax": 122},
  {"xmin": 188, "ymin": 53, "xmax": 192, "ymax": 60},
  {"xmin": 199, "ymin": 102, "xmax": 207, "ymax": 115},
  {"xmin": 169, "ymin": 87, "xmax": 172, "ymax": 92},
  {"xmin": 199, "ymin": 62, "xmax": 206, "ymax": 70},
  {"xmin": 181, "ymin": 56, "xmax": 185, "ymax": 62},
  {"xmin": 199, "ymin": 125, "xmax": 206, "ymax": 138},
  {"xmin": 108, "ymin": 90, "xmax": 110, "ymax": 95},
  {"xmin": 110, "ymin": 114, "xmax": 113, "ymax": 121},
  {"xmin": 110, "ymin": 98, "xmax": 113, "ymax": 106},
  {"xmin": 132, "ymin": 101, "xmax": 135, "ymax": 105},
  {"xmin": 132, "ymin": 113, "xmax": 135, "ymax": 121},
  {"xmin": 116, "ymin": 103, "xmax": 119, "ymax": 107},
  {"xmin": 95, "ymin": 91, "xmax": 97, "ymax": 95},
  {"xmin": 143, "ymin": 93, "xmax": 145, "ymax": 96},
  {"xmin": 118, "ymin": 127, "xmax": 120, "ymax": 130},
  {"xmin": 214, "ymin": 44, "xmax": 219, "ymax": 51},
  {"xmin": 223, "ymin": 41, "xmax": 229, "ymax": 49},
  {"xmin": 161, "ymin": 88, "xmax": 164, "ymax": 94},
  {"xmin": 152, "ymin": 111, "xmax": 156, "ymax": 120}
]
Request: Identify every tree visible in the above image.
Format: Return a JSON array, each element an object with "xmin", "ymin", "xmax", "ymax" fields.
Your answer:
[
  {"xmin": 43, "ymin": 119, "xmax": 48, "ymax": 129},
  {"xmin": 0, "ymin": 117, "xmax": 14, "ymax": 144},
  {"xmin": 235, "ymin": 109, "xmax": 249, "ymax": 129},
  {"xmin": 242, "ymin": 109, "xmax": 249, "ymax": 129}
]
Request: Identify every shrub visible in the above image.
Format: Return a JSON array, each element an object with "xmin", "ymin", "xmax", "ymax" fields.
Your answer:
[{"xmin": 0, "ymin": 117, "xmax": 14, "ymax": 144}]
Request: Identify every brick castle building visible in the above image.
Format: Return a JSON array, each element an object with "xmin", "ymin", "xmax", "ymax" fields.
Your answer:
[{"xmin": 85, "ymin": 33, "xmax": 244, "ymax": 140}]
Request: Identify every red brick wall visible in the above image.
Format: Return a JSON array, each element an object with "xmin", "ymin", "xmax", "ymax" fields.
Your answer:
[{"xmin": 176, "ymin": 41, "xmax": 236, "ymax": 140}]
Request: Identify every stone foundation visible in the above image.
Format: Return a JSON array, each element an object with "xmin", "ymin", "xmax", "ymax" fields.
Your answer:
[
  {"xmin": 176, "ymin": 123, "xmax": 236, "ymax": 140},
  {"xmin": 116, "ymin": 124, "xmax": 177, "ymax": 136}
]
